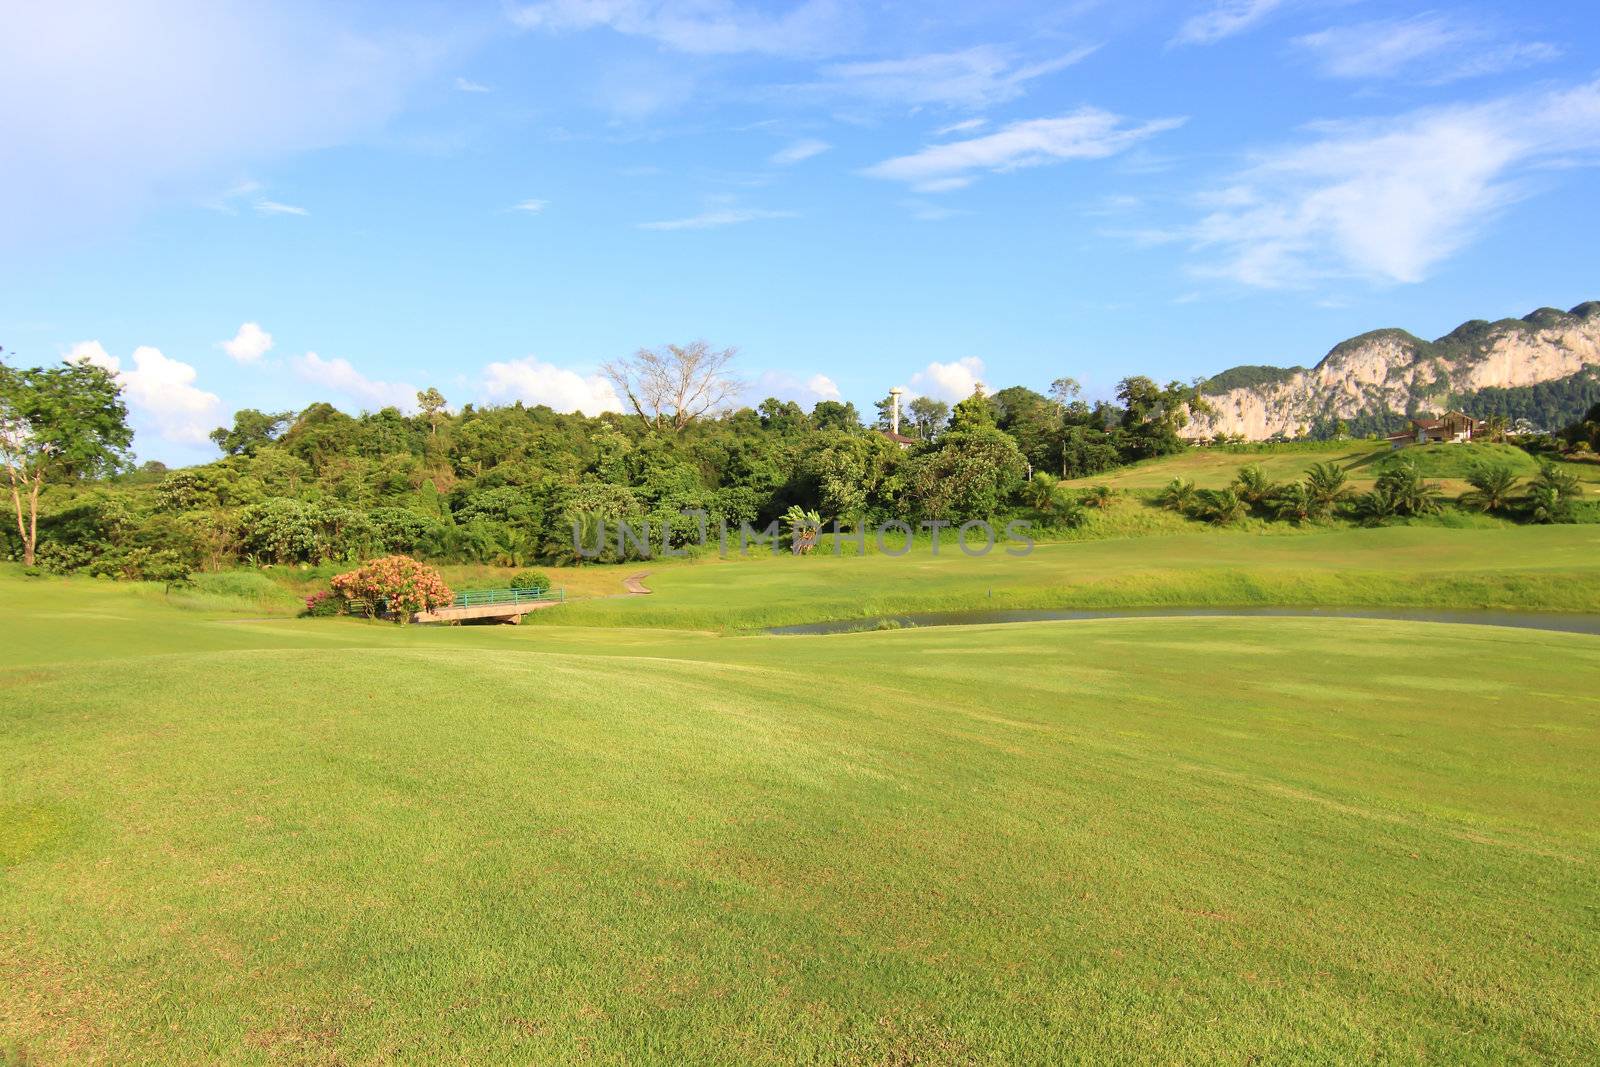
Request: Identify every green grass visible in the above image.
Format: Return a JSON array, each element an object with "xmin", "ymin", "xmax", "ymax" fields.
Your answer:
[
  {"xmin": 2, "ymin": 571, "xmax": 1600, "ymax": 1063},
  {"xmin": 524, "ymin": 524, "xmax": 1600, "ymax": 630}
]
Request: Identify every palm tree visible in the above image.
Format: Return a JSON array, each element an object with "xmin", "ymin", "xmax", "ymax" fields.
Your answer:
[
  {"xmin": 1197, "ymin": 487, "xmax": 1247, "ymax": 525},
  {"xmin": 1485, "ymin": 414, "xmax": 1509, "ymax": 443},
  {"xmin": 1084, "ymin": 484, "xmax": 1114, "ymax": 509},
  {"xmin": 1272, "ymin": 483, "xmax": 1313, "ymax": 524},
  {"xmin": 1026, "ymin": 473, "xmax": 1061, "ymax": 513},
  {"xmin": 1374, "ymin": 459, "xmax": 1441, "ymax": 516},
  {"xmin": 1157, "ymin": 477, "xmax": 1197, "ymax": 512},
  {"xmin": 1524, "ymin": 463, "xmax": 1581, "ymax": 523},
  {"xmin": 1231, "ymin": 464, "xmax": 1277, "ymax": 514},
  {"xmin": 1458, "ymin": 465, "xmax": 1520, "ymax": 514},
  {"xmin": 1303, "ymin": 462, "xmax": 1351, "ymax": 519},
  {"xmin": 783, "ymin": 505, "xmax": 823, "ymax": 553},
  {"xmin": 1356, "ymin": 486, "xmax": 1400, "ymax": 526}
]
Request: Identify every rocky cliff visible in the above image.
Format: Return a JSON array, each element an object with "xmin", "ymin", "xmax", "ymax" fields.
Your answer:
[{"xmin": 1188, "ymin": 302, "xmax": 1600, "ymax": 440}]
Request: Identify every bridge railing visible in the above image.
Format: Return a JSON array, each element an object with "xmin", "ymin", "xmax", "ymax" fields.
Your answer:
[{"xmin": 449, "ymin": 587, "xmax": 565, "ymax": 609}]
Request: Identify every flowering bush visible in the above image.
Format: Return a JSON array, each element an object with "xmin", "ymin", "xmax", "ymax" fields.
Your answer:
[{"xmin": 330, "ymin": 556, "xmax": 454, "ymax": 622}]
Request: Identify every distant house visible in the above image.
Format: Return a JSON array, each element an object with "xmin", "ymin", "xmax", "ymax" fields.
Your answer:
[
  {"xmin": 1387, "ymin": 410, "xmax": 1487, "ymax": 449},
  {"xmin": 878, "ymin": 429, "xmax": 918, "ymax": 449}
]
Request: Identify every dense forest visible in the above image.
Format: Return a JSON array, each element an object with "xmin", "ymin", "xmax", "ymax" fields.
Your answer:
[{"xmin": 2, "ymin": 346, "xmax": 1205, "ymax": 577}]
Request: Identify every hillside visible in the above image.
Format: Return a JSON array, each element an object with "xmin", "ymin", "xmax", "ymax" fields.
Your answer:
[{"xmin": 1191, "ymin": 302, "xmax": 1600, "ymax": 440}]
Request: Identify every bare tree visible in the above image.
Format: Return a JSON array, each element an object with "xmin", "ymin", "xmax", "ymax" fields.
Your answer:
[{"xmin": 601, "ymin": 341, "xmax": 742, "ymax": 433}]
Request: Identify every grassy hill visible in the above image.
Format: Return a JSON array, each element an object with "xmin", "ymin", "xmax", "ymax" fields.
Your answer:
[
  {"xmin": 3, "ymin": 574, "xmax": 1599, "ymax": 1062},
  {"xmin": 1063, "ymin": 441, "xmax": 1600, "ymax": 495}
]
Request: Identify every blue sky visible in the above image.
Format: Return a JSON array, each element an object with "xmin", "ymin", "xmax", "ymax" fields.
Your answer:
[{"xmin": 3, "ymin": 0, "xmax": 1598, "ymax": 463}]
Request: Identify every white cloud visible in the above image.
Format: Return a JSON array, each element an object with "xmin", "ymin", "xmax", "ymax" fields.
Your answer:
[
  {"xmin": 481, "ymin": 357, "xmax": 622, "ymax": 413},
  {"xmin": 292, "ymin": 352, "xmax": 418, "ymax": 411},
  {"xmin": 639, "ymin": 208, "xmax": 797, "ymax": 230},
  {"xmin": 1172, "ymin": 0, "xmax": 1285, "ymax": 47},
  {"xmin": 511, "ymin": 198, "xmax": 550, "ymax": 213},
  {"xmin": 254, "ymin": 199, "xmax": 308, "ymax": 216},
  {"xmin": 1292, "ymin": 16, "xmax": 1558, "ymax": 84},
  {"xmin": 0, "ymin": 2, "xmax": 443, "ymax": 246},
  {"xmin": 749, "ymin": 370, "xmax": 840, "ymax": 407},
  {"xmin": 510, "ymin": 0, "xmax": 854, "ymax": 58},
  {"xmin": 1181, "ymin": 79, "xmax": 1600, "ymax": 287},
  {"xmin": 912, "ymin": 176, "xmax": 974, "ymax": 194},
  {"xmin": 864, "ymin": 109, "xmax": 1185, "ymax": 187},
  {"xmin": 219, "ymin": 322, "xmax": 274, "ymax": 364},
  {"xmin": 909, "ymin": 357, "xmax": 985, "ymax": 403},
  {"xmin": 811, "ymin": 45, "xmax": 1096, "ymax": 110},
  {"xmin": 455, "ymin": 76, "xmax": 491, "ymax": 93},
  {"xmin": 69, "ymin": 341, "xmax": 222, "ymax": 445},
  {"xmin": 935, "ymin": 118, "xmax": 988, "ymax": 137},
  {"xmin": 770, "ymin": 139, "xmax": 831, "ymax": 166}
]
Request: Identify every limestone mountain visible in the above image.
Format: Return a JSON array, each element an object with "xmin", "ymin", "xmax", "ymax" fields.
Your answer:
[{"xmin": 1189, "ymin": 302, "xmax": 1600, "ymax": 440}]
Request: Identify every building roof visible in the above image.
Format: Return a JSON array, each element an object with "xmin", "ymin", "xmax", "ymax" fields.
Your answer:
[{"xmin": 878, "ymin": 430, "xmax": 918, "ymax": 445}]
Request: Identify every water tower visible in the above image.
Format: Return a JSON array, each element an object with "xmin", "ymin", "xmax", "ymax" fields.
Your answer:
[{"xmin": 888, "ymin": 386, "xmax": 906, "ymax": 436}]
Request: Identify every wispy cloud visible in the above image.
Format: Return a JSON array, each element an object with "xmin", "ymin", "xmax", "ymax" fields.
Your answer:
[
  {"xmin": 809, "ymin": 45, "xmax": 1096, "ymax": 110},
  {"xmin": 254, "ymin": 199, "xmax": 309, "ymax": 217},
  {"xmin": 1175, "ymin": 79, "xmax": 1600, "ymax": 287},
  {"xmin": 455, "ymin": 76, "xmax": 491, "ymax": 92},
  {"xmin": 1172, "ymin": 0, "xmax": 1285, "ymax": 47},
  {"xmin": 509, "ymin": 0, "xmax": 854, "ymax": 58},
  {"xmin": 639, "ymin": 207, "xmax": 798, "ymax": 231},
  {"xmin": 293, "ymin": 352, "xmax": 416, "ymax": 411},
  {"xmin": 864, "ymin": 109, "xmax": 1185, "ymax": 188},
  {"xmin": 769, "ymin": 138, "xmax": 831, "ymax": 166},
  {"xmin": 511, "ymin": 198, "xmax": 549, "ymax": 213},
  {"xmin": 935, "ymin": 118, "xmax": 988, "ymax": 137},
  {"xmin": 1292, "ymin": 15, "xmax": 1559, "ymax": 84}
]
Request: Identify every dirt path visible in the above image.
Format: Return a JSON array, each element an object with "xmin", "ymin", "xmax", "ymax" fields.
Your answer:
[{"xmin": 622, "ymin": 572, "xmax": 652, "ymax": 595}]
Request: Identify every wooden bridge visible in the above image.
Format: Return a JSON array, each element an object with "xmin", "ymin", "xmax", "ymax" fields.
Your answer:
[{"xmin": 412, "ymin": 587, "xmax": 565, "ymax": 624}]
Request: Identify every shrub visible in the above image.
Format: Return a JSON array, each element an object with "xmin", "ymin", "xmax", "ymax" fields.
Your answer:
[
  {"xmin": 509, "ymin": 569, "xmax": 552, "ymax": 594},
  {"xmin": 302, "ymin": 590, "xmax": 343, "ymax": 617},
  {"xmin": 330, "ymin": 556, "xmax": 453, "ymax": 621}
]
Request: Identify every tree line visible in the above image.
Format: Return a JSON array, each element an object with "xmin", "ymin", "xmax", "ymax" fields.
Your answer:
[{"xmin": 2, "ymin": 342, "xmax": 1206, "ymax": 577}]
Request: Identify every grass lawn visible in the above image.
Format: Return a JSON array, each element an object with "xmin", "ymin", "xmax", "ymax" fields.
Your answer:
[
  {"xmin": 528, "ymin": 524, "xmax": 1600, "ymax": 630},
  {"xmin": 3, "ymin": 572, "xmax": 1599, "ymax": 1063}
]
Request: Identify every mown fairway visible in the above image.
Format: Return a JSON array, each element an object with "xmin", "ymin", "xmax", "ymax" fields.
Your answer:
[
  {"xmin": 3, "ymin": 572, "xmax": 1599, "ymax": 1064},
  {"xmin": 533, "ymin": 524, "xmax": 1600, "ymax": 630}
]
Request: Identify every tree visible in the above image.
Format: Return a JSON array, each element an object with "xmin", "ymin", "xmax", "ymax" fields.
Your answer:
[
  {"xmin": 209, "ymin": 408, "xmax": 293, "ymax": 456},
  {"xmin": 1025, "ymin": 472, "xmax": 1061, "ymax": 513},
  {"xmin": 417, "ymin": 388, "xmax": 448, "ymax": 436},
  {"xmin": 1157, "ymin": 477, "xmax": 1197, "ymax": 512},
  {"xmin": 1524, "ymin": 463, "xmax": 1581, "ymax": 523},
  {"xmin": 1458, "ymin": 465, "xmax": 1520, "ymax": 514},
  {"xmin": 1196, "ymin": 487, "xmax": 1247, "ymax": 525},
  {"xmin": 948, "ymin": 385, "xmax": 997, "ymax": 432},
  {"xmin": 907, "ymin": 396, "xmax": 949, "ymax": 442},
  {"xmin": 1, "ymin": 356, "xmax": 132, "ymax": 566},
  {"xmin": 601, "ymin": 341, "xmax": 742, "ymax": 433},
  {"xmin": 904, "ymin": 424, "xmax": 1025, "ymax": 520},
  {"xmin": 1231, "ymin": 465, "xmax": 1276, "ymax": 515},
  {"xmin": 1303, "ymin": 462, "xmax": 1351, "ymax": 519},
  {"xmin": 810, "ymin": 400, "xmax": 860, "ymax": 432}
]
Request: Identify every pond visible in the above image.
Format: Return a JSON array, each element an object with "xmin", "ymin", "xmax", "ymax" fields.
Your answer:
[{"xmin": 768, "ymin": 607, "xmax": 1600, "ymax": 637}]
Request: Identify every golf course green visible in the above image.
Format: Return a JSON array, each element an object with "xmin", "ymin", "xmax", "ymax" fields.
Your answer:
[{"xmin": 4, "ymin": 543, "xmax": 1599, "ymax": 1064}]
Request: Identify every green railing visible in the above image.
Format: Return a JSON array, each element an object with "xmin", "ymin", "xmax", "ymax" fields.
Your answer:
[{"xmin": 450, "ymin": 587, "xmax": 564, "ymax": 608}]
